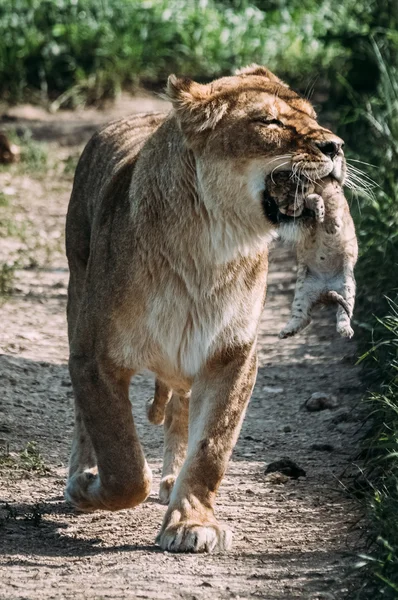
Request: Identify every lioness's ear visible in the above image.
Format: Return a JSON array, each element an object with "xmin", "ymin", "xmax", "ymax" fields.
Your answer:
[
  {"xmin": 166, "ymin": 75, "xmax": 228, "ymax": 132},
  {"xmin": 235, "ymin": 64, "xmax": 288, "ymax": 87}
]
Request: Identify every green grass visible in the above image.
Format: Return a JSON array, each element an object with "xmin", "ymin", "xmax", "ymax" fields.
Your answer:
[
  {"xmin": 0, "ymin": 127, "xmax": 52, "ymax": 297},
  {"xmin": 62, "ymin": 152, "xmax": 80, "ymax": 175},
  {"xmin": 0, "ymin": 2, "xmax": 397, "ymax": 594},
  {"xmin": 0, "ymin": 441, "xmax": 50, "ymax": 477},
  {"xmin": 0, "ymin": 0, "xmax": 384, "ymax": 106},
  {"xmin": 4, "ymin": 128, "xmax": 48, "ymax": 173},
  {"xmin": 353, "ymin": 311, "xmax": 398, "ymax": 597},
  {"xmin": 344, "ymin": 46, "xmax": 398, "ymax": 598}
]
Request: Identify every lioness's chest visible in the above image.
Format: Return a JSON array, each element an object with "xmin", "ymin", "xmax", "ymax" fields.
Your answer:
[
  {"xmin": 111, "ymin": 254, "xmax": 267, "ymax": 378},
  {"xmin": 146, "ymin": 269, "xmax": 266, "ymax": 377}
]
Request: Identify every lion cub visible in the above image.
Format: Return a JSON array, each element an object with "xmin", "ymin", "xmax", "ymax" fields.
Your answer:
[{"xmin": 267, "ymin": 173, "xmax": 358, "ymax": 338}]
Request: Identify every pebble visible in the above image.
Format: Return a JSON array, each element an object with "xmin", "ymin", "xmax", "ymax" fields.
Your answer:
[
  {"xmin": 264, "ymin": 458, "xmax": 306, "ymax": 479},
  {"xmin": 266, "ymin": 472, "xmax": 290, "ymax": 485},
  {"xmin": 262, "ymin": 385, "xmax": 284, "ymax": 394},
  {"xmin": 311, "ymin": 443, "xmax": 335, "ymax": 452},
  {"xmin": 305, "ymin": 392, "xmax": 339, "ymax": 412}
]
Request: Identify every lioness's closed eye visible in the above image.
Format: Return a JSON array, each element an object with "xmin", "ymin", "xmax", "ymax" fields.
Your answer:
[{"xmin": 65, "ymin": 64, "xmax": 350, "ymax": 553}]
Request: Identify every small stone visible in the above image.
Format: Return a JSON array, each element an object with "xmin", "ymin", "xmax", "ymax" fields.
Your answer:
[
  {"xmin": 266, "ymin": 472, "xmax": 289, "ymax": 485},
  {"xmin": 283, "ymin": 425, "xmax": 292, "ymax": 433},
  {"xmin": 264, "ymin": 458, "xmax": 306, "ymax": 479},
  {"xmin": 305, "ymin": 392, "xmax": 339, "ymax": 412},
  {"xmin": 331, "ymin": 410, "xmax": 350, "ymax": 424},
  {"xmin": 0, "ymin": 439, "xmax": 9, "ymax": 453},
  {"xmin": 310, "ymin": 443, "xmax": 335, "ymax": 452},
  {"xmin": 262, "ymin": 386, "xmax": 284, "ymax": 394}
]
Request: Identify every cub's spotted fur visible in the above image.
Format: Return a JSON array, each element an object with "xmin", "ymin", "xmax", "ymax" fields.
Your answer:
[{"xmin": 267, "ymin": 173, "xmax": 358, "ymax": 339}]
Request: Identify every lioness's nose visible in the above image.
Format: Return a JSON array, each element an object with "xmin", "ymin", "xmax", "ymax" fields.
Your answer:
[{"xmin": 316, "ymin": 140, "xmax": 342, "ymax": 159}]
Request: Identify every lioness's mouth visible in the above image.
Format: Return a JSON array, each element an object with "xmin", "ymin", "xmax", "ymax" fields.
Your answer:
[
  {"xmin": 262, "ymin": 192, "xmax": 315, "ymax": 224},
  {"xmin": 262, "ymin": 173, "xmax": 315, "ymax": 225}
]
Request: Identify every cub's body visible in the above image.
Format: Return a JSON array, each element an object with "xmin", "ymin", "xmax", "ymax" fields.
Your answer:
[{"xmin": 267, "ymin": 175, "xmax": 358, "ymax": 338}]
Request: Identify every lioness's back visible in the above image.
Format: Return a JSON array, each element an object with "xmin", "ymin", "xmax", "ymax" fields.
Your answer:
[{"xmin": 66, "ymin": 112, "xmax": 167, "ymax": 260}]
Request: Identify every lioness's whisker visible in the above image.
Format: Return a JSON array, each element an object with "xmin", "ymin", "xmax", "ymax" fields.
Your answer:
[
  {"xmin": 294, "ymin": 173, "xmax": 301, "ymax": 216},
  {"xmin": 346, "ymin": 163, "xmax": 379, "ymax": 184},
  {"xmin": 346, "ymin": 165, "xmax": 378, "ymax": 182},
  {"xmin": 346, "ymin": 176, "xmax": 376, "ymax": 190},
  {"xmin": 304, "ymin": 74, "xmax": 319, "ymax": 101},
  {"xmin": 345, "ymin": 170, "xmax": 376, "ymax": 191},
  {"xmin": 290, "ymin": 163, "xmax": 301, "ymax": 182},
  {"xmin": 347, "ymin": 165, "xmax": 380, "ymax": 188},
  {"xmin": 346, "ymin": 158, "xmax": 378, "ymax": 168},
  {"xmin": 266, "ymin": 154, "xmax": 293, "ymax": 166},
  {"xmin": 270, "ymin": 160, "xmax": 290, "ymax": 184},
  {"xmin": 344, "ymin": 175, "xmax": 375, "ymax": 201}
]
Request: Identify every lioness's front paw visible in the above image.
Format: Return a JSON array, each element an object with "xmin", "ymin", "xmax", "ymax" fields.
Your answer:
[
  {"xmin": 159, "ymin": 475, "xmax": 176, "ymax": 505},
  {"xmin": 156, "ymin": 521, "xmax": 232, "ymax": 553}
]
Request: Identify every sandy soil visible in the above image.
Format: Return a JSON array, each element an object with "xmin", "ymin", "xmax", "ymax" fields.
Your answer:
[{"xmin": 0, "ymin": 96, "xmax": 365, "ymax": 599}]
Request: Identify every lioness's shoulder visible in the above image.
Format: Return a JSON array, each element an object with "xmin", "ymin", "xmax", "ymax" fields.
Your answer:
[
  {"xmin": 81, "ymin": 112, "xmax": 168, "ymax": 167},
  {"xmin": 70, "ymin": 112, "xmax": 169, "ymax": 214}
]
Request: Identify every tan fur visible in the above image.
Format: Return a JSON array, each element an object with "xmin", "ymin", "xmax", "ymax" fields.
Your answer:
[
  {"xmin": 268, "ymin": 175, "xmax": 358, "ymax": 338},
  {"xmin": 65, "ymin": 65, "xmax": 347, "ymax": 552}
]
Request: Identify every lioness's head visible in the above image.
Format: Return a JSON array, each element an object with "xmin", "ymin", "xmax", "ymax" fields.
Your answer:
[{"xmin": 166, "ymin": 65, "xmax": 345, "ymax": 210}]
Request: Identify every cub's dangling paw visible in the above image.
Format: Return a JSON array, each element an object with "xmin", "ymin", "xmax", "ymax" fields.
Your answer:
[
  {"xmin": 337, "ymin": 322, "xmax": 354, "ymax": 338},
  {"xmin": 279, "ymin": 317, "xmax": 311, "ymax": 339}
]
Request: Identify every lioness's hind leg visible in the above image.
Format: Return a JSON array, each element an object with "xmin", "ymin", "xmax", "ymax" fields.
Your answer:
[
  {"xmin": 147, "ymin": 379, "xmax": 172, "ymax": 425},
  {"xmin": 68, "ymin": 404, "xmax": 97, "ymax": 481},
  {"xmin": 67, "ymin": 255, "xmax": 98, "ymax": 487},
  {"xmin": 66, "ymin": 354, "xmax": 152, "ymax": 512},
  {"xmin": 159, "ymin": 393, "xmax": 189, "ymax": 504},
  {"xmin": 279, "ymin": 265, "xmax": 313, "ymax": 338}
]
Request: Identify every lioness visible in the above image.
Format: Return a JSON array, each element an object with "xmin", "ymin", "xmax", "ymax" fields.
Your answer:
[{"xmin": 65, "ymin": 65, "xmax": 346, "ymax": 553}]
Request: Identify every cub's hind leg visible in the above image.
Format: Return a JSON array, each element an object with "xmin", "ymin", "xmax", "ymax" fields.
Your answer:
[
  {"xmin": 335, "ymin": 269, "xmax": 356, "ymax": 338},
  {"xmin": 159, "ymin": 392, "xmax": 189, "ymax": 504},
  {"xmin": 279, "ymin": 264, "xmax": 314, "ymax": 338}
]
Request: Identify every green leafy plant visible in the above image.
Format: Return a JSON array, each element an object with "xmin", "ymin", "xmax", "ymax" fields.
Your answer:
[
  {"xmin": 347, "ymin": 44, "xmax": 398, "ymax": 598},
  {"xmin": 0, "ymin": 441, "xmax": 50, "ymax": 477},
  {"xmin": 0, "ymin": 0, "xmax": 382, "ymax": 106}
]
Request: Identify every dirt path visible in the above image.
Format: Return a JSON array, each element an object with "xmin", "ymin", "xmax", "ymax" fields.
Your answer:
[{"xmin": 0, "ymin": 97, "xmax": 364, "ymax": 599}]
